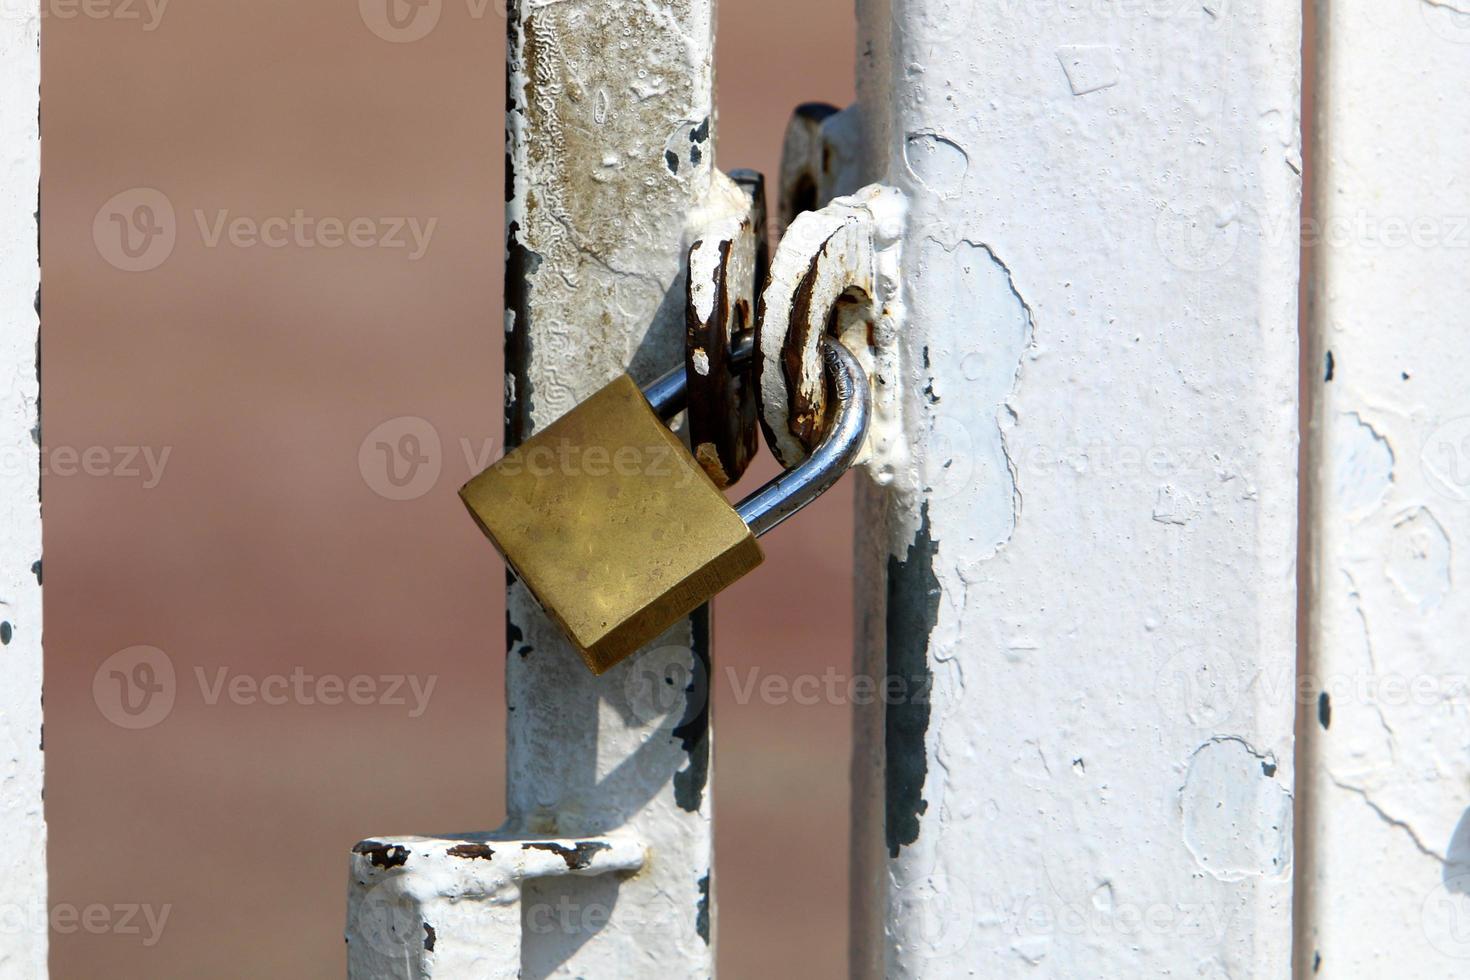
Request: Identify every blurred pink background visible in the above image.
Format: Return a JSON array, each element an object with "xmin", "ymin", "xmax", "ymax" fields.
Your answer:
[{"xmin": 41, "ymin": 1, "xmax": 857, "ymax": 976}]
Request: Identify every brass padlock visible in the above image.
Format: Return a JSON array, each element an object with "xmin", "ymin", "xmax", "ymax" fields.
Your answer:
[{"xmin": 460, "ymin": 338, "xmax": 869, "ymax": 675}]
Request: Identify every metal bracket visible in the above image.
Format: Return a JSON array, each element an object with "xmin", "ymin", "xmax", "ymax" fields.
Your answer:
[{"xmin": 346, "ymin": 834, "xmax": 645, "ymax": 979}]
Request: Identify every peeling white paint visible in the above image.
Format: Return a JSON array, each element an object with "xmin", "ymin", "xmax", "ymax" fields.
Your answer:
[
  {"xmin": 0, "ymin": 8, "xmax": 44, "ymax": 979},
  {"xmin": 1056, "ymin": 44, "xmax": 1121, "ymax": 97},
  {"xmin": 1181, "ymin": 738, "xmax": 1293, "ymax": 883},
  {"xmin": 1303, "ymin": 1, "xmax": 1470, "ymax": 973},
  {"xmin": 851, "ymin": 1, "xmax": 1301, "ymax": 976},
  {"xmin": 1384, "ymin": 507, "xmax": 1452, "ymax": 611},
  {"xmin": 686, "ymin": 170, "xmax": 752, "ymax": 326},
  {"xmin": 1332, "ymin": 412, "xmax": 1395, "ymax": 515},
  {"xmin": 902, "ymin": 133, "xmax": 968, "ymax": 197}
]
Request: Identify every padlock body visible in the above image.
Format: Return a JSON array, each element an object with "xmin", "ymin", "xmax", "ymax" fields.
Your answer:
[{"xmin": 461, "ymin": 374, "xmax": 764, "ymax": 675}]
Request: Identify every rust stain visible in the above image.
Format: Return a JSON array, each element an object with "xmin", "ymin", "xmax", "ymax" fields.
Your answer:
[
  {"xmin": 522, "ymin": 841, "xmax": 612, "ymax": 871},
  {"xmin": 352, "ymin": 841, "xmax": 410, "ymax": 870},
  {"xmin": 446, "ymin": 843, "xmax": 496, "ymax": 861},
  {"xmin": 780, "ymin": 247, "xmax": 829, "ymax": 451}
]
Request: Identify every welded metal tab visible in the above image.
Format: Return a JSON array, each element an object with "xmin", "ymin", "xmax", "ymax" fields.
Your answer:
[
  {"xmin": 346, "ymin": 834, "xmax": 644, "ymax": 979},
  {"xmin": 685, "ymin": 170, "xmax": 767, "ymax": 488}
]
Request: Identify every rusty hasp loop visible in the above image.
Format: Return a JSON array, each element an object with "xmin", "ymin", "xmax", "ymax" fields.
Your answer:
[
  {"xmin": 683, "ymin": 170, "xmax": 767, "ymax": 488},
  {"xmin": 755, "ymin": 192, "xmax": 881, "ymax": 470}
]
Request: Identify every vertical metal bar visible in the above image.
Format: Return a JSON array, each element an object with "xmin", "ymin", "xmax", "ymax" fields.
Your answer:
[
  {"xmin": 0, "ymin": 6, "xmax": 44, "ymax": 977},
  {"xmin": 504, "ymin": 1, "xmax": 720, "ymax": 974},
  {"xmin": 850, "ymin": 1, "xmax": 1301, "ymax": 975},
  {"xmin": 1301, "ymin": 1, "xmax": 1470, "ymax": 973}
]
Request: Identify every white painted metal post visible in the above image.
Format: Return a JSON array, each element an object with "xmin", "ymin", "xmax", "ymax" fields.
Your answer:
[
  {"xmin": 1300, "ymin": 1, "xmax": 1470, "ymax": 975},
  {"xmin": 847, "ymin": 1, "xmax": 1302, "ymax": 975},
  {"xmin": 348, "ymin": 2, "xmax": 734, "ymax": 975},
  {"xmin": 0, "ymin": 6, "xmax": 44, "ymax": 979},
  {"xmin": 500, "ymin": 1, "xmax": 727, "ymax": 972}
]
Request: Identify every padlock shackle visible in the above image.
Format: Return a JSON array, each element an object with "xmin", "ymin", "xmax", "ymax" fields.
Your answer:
[
  {"xmin": 736, "ymin": 338, "xmax": 869, "ymax": 537},
  {"xmin": 642, "ymin": 334, "xmax": 870, "ymax": 537},
  {"xmin": 644, "ymin": 334, "xmax": 756, "ymax": 422}
]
